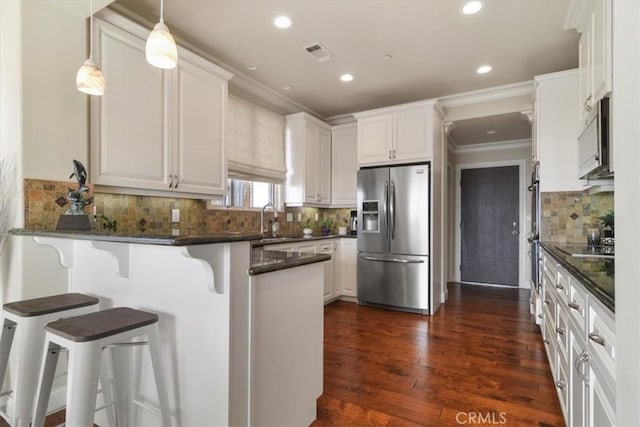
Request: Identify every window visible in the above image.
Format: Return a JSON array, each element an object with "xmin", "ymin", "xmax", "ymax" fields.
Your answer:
[{"xmin": 227, "ymin": 178, "xmax": 282, "ymax": 210}]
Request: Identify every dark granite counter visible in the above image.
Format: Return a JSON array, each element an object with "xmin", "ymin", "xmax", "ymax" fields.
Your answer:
[
  {"xmin": 251, "ymin": 234, "xmax": 355, "ymax": 248},
  {"xmin": 541, "ymin": 242, "xmax": 614, "ymax": 312},
  {"xmin": 249, "ymin": 248, "xmax": 330, "ymax": 276},
  {"xmin": 9, "ymin": 228, "xmax": 262, "ymax": 246}
]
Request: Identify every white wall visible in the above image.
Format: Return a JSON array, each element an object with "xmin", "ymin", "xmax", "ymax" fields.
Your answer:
[
  {"xmin": 21, "ymin": 1, "xmax": 88, "ymax": 180},
  {"xmin": 451, "ymin": 142, "xmax": 532, "ymax": 287},
  {"xmin": 613, "ymin": 1, "xmax": 640, "ymax": 424}
]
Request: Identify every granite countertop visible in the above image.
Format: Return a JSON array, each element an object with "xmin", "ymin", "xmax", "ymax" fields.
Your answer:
[
  {"xmin": 251, "ymin": 234, "xmax": 356, "ymax": 248},
  {"xmin": 9, "ymin": 228, "xmax": 263, "ymax": 246},
  {"xmin": 249, "ymin": 248, "xmax": 331, "ymax": 276},
  {"xmin": 541, "ymin": 242, "xmax": 614, "ymax": 312}
]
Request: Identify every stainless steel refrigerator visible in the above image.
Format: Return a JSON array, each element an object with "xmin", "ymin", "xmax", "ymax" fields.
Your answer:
[{"xmin": 357, "ymin": 163, "xmax": 430, "ymax": 314}]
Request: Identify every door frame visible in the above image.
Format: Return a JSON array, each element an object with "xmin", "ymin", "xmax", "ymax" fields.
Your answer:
[{"xmin": 455, "ymin": 159, "xmax": 527, "ymax": 288}]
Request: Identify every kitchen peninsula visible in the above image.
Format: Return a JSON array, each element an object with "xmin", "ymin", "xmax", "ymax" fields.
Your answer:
[{"xmin": 8, "ymin": 229, "xmax": 328, "ymax": 427}]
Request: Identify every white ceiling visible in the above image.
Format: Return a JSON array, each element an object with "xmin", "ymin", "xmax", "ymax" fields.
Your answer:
[
  {"xmin": 449, "ymin": 111, "xmax": 532, "ymax": 147},
  {"xmin": 114, "ymin": 0, "xmax": 578, "ymax": 124}
]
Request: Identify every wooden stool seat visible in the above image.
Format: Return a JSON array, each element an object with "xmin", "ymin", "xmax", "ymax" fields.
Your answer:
[
  {"xmin": 3, "ymin": 293, "xmax": 99, "ymax": 317},
  {"xmin": 45, "ymin": 307, "xmax": 158, "ymax": 342}
]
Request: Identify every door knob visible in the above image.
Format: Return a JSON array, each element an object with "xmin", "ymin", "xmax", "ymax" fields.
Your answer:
[{"xmin": 512, "ymin": 230, "xmax": 519, "ymax": 235}]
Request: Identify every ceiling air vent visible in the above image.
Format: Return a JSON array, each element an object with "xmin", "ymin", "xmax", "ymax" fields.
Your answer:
[{"xmin": 304, "ymin": 42, "xmax": 335, "ymax": 63}]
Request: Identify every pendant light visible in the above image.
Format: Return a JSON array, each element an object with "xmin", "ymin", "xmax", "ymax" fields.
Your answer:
[
  {"xmin": 145, "ymin": 0, "xmax": 178, "ymax": 69},
  {"xmin": 76, "ymin": 0, "xmax": 105, "ymax": 96}
]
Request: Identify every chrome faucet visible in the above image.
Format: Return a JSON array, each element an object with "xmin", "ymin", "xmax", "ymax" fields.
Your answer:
[{"xmin": 260, "ymin": 202, "xmax": 275, "ymax": 236}]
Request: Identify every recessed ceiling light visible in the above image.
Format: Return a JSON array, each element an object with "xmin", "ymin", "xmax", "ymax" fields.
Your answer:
[
  {"xmin": 274, "ymin": 15, "xmax": 292, "ymax": 29},
  {"xmin": 382, "ymin": 54, "xmax": 393, "ymax": 61},
  {"xmin": 462, "ymin": 1, "xmax": 483, "ymax": 15},
  {"xmin": 476, "ymin": 65, "xmax": 492, "ymax": 74},
  {"xmin": 282, "ymin": 85, "xmax": 292, "ymax": 91},
  {"xmin": 246, "ymin": 64, "xmax": 258, "ymax": 71},
  {"xmin": 340, "ymin": 74, "xmax": 354, "ymax": 82}
]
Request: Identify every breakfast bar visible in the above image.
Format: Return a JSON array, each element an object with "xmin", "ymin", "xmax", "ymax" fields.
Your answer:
[{"xmin": 7, "ymin": 229, "xmax": 329, "ymax": 426}]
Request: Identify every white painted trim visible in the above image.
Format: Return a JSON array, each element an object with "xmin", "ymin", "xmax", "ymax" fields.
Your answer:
[
  {"xmin": 352, "ymin": 99, "xmax": 439, "ymax": 119},
  {"xmin": 454, "ymin": 159, "xmax": 528, "ymax": 289},
  {"xmin": 453, "ymin": 139, "xmax": 532, "ymax": 154},
  {"xmin": 326, "ymin": 113, "xmax": 356, "ymax": 126},
  {"xmin": 438, "ymin": 81, "xmax": 534, "ymax": 109},
  {"xmin": 533, "ymin": 68, "xmax": 579, "ymax": 83}
]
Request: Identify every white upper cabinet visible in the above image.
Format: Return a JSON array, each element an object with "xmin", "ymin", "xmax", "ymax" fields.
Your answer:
[
  {"xmin": 90, "ymin": 12, "xmax": 232, "ymax": 197},
  {"xmin": 331, "ymin": 123, "xmax": 357, "ymax": 207},
  {"xmin": 285, "ymin": 113, "xmax": 332, "ymax": 206},
  {"xmin": 567, "ymin": 0, "xmax": 612, "ymax": 122},
  {"xmin": 354, "ymin": 102, "xmax": 437, "ymax": 166},
  {"xmin": 172, "ymin": 50, "xmax": 228, "ymax": 194},
  {"xmin": 533, "ymin": 70, "xmax": 583, "ymax": 192}
]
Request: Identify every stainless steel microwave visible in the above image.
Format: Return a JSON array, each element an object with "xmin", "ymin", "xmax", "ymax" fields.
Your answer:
[{"xmin": 578, "ymin": 97, "xmax": 612, "ymax": 179}]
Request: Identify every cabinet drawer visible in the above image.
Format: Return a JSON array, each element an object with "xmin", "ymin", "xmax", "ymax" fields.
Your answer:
[
  {"xmin": 556, "ymin": 307, "xmax": 569, "ymax": 363},
  {"xmin": 556, "ymin": 359, "xmax": 569, "ymax": 422},
  {"xmin": 542, "ymin": 290, "xmax": 557, "ymax": 328},
  {"xmin": 588, "ymin": 300, "xmax": 615, "ymax": 378},
  {"xmin": 567, "ymin": 277, "xmax": 587, "ymax": 332},
  {"xmin": 555, "ymin": 268, "xmax": 570, "ymax": 302},
  {"xmin": 316, "ymin": 242, "xmax": 335, "ymax": 253},
  {"xmin": 542, "ymin": 319, "xmax": 558, "ymax": 380}
]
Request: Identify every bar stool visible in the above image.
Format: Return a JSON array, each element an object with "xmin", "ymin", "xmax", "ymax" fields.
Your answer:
[
  {"xmin": 33, "ymin": 307, "xmax": 172, "ymax": 427},
  {"xmin": 0, "ymin": 293, "xmax": 99, "ymax": 427}
]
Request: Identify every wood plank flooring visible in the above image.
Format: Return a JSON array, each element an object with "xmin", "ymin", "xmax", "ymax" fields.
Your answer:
[{"xmin": 312, "ymin": 283, "xmax": 565, "ymax": 427}]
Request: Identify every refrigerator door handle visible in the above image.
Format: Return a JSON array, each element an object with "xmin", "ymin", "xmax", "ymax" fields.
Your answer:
[
  {"xmin": 384, "ymin": 180, "xmax": 389, "ymax": 240},
  {"xmin": 390, "ymin": 180, "xmax": 396, "ymax": 240},
  {"xmin": 361, "ymin": 256, "xmax": 424, "ymax": 264}
]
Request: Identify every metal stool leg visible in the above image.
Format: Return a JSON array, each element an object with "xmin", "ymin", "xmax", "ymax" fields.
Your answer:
[
  {"xmin": 147, "ymin": 325, "xmax": 172, "ymax": 427},
  {"xmin": 32, "ymin": 340, "xmax": 61, "ymax": 427},
  {"xmin": 0, "ymin": 319, "xmax": 16, "ymax": 393},
  {"xmin": 65, "ymin": 341, "xmax": 103, "ymax": 427}
]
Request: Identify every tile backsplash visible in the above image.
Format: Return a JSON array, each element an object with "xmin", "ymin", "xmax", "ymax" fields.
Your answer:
[
  {"xmin": 23, "ymin": 178, "xmax": 354, "ymax": 236},
  {"xmin": 541, "ymin": 190, "xmax": 614, "ymax": 244}
]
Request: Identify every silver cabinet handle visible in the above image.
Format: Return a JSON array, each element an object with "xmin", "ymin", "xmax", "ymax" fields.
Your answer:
[
  {"xmin": 388, "ymin": 150, "xmax": 392, "ymax": 159},
  {"xmin": 169, "ymin": 174, "xmax": 174, "ymax": 188},
  {"xmin": 543, "ymin": 338, "xmax": 551, "ymax": 344},
  {"xmin": 588, "ymin": 332, "xmax": 605, "ymax": 346},
  {"xmin": 544, "ymin": 299, "xmax": 551, "ymax": 305},
  {"xmin": 174, "ymin": 175, "xmax": 179, "ymax": 189},
  {"xmin": 575, "ymin": 350, "xmax": 589, "ymax": 382},
  {"xmin": 568, "ymin": 302, "xmax": 581, "ymax": 311},
  {"xmin": 555, "ymin": 284, "xmax": 564, "ymax": 290},
  {"xmin": 361, "ymin": 256, "xmax": 424, "ymax": 264},
  {"xmin": 555, "ymin": 327, "xmax": 565, "ymax": 336},
  {"xmin": 555, "ymin": 381, "xmax": 566, "ymax": 390},
  {"xmin": 537, "ymin": 314, "xmax": 544, "ymax": 319},
  {"xmin": 584, "ymin": 95, "xmax": 592, "ymax": 112}
]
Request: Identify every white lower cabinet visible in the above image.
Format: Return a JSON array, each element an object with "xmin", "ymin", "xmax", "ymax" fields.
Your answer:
[
  {"xmin": 265, "ymin": 238, "xmax": 357, "ymax": 303},
  {"xmin": 540, "ymin": 249, "xmax": 615, "ymax": 427}
]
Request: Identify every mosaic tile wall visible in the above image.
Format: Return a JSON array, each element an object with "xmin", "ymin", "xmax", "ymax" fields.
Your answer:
[
  {"xmin": 23, "ymin": 179, "xmax": 355, "ymax": 236},
  {"xmin": 541, "ymin": 190, "xmax": 614, "ymax": 244}
]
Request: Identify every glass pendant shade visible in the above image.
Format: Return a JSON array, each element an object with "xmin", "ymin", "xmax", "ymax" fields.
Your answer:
[
  {"xmin": 76, "ymin": 58, "xmax": 105, "ymax": 96},
  {"xmin": 146, "ymin": 21, "xmax": 178, "ymax": 69}
]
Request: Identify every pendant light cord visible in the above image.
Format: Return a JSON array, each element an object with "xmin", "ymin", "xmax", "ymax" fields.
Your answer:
[
  {"xmin": 160, "ymin": 0, "xmax": 165, "ymax": 24},
  {"xmin": 89, "ymin": 0, "xmax": 94, "ymax": 60}
]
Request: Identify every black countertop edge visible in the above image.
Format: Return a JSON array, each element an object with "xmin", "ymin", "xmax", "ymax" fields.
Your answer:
[
  {"xmin": 251, "ymin": 234, "xmax": 356, "ymax": 248},
  {"xmin": 249, "ymin": 249, "xmax": 331, "ymax": 276},
  {"xmin": 540, "ymin": 242, "xmax": 614, "ymax": 312},
  {"xmin": 9, "ymin": 229, "xmax": 262, "ymax": 246}
]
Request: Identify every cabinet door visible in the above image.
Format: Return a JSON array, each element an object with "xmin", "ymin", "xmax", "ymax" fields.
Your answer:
[
  {"xmin": 173, "ymin": 52, "xmax": 227, "ymax": 195},
  {"xmin": 304, "ymin": 123, "xmax": 318, "ymax": 203},
  {"xmin": 591, "ymin": 0, "xmax": 612, "ymax": 102},
  {"xmin": 394, "ymin": 109, "xmax": 431, "ymax": 161},
  {"xmin": 331, "ymin": 124, "xmax": 357, "ymax": 207},
  {"xmin": 569, "ymin": 327, "xmax": 588, "ymax": 427},
  {"xmin": 90, "ymin": 20, "xmax": 169, "ymax": 190},
  {"xmin": 339, "ymin": 239, "xmax": 357, "ymax": 297},
  {"xmin": 357, "ymin": 115, "xmax": 392, "ymax": 165},
  {"xmin": 317, "ymin": 242, "xmax": 335, "ymax": 302},
  {"xmin": 588, "ymin": 361, "xmax": 616, "ymax": 427},
  {"xmin": 316, "ymin": 127, "xmax": 332, "ymax": 205},
  {"xmin": 578, "ymin": 27, "xmax": 593, "ymax": 122}
]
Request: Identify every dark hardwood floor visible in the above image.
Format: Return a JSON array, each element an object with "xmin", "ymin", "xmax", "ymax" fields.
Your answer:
[{"xmin": 312, "ymin": 283, "xmax": 564, "ymax": 427}]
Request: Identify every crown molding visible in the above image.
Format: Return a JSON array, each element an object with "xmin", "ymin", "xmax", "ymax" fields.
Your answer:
[
  {"xmin": 454, "ymin": 139, "xmax": 531, "ymax": 154},
  {"xmin": 325, "ymin": 113, "xmax": 356, "ymax": 126}
]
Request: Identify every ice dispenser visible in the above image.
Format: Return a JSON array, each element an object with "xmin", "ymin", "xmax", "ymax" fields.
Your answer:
[{"xmin": 361, "ymin": 201, "xmax": 380, "ymax": 233}]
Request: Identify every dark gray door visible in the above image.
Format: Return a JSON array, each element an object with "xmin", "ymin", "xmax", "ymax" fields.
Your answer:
[{"xmin": 461, "ymin": 166, "xmax": 519, "ymax": 286}]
